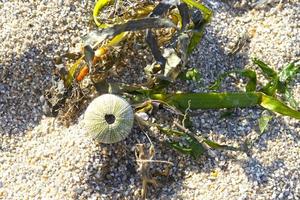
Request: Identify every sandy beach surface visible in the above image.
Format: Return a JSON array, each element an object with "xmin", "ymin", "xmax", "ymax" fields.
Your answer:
[{"xmin": 0, "ymin": 0, "xmax": 299, "ymax": 199}]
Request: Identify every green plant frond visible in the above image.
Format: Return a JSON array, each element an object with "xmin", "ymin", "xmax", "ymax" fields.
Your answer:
[
  {"xmin": 252, "ymin": 58, "xmax": 277, "ymax": 79},
  {"xmin": 203, "ymin": 139, "xmax": 240, "ymax": 151},
  {"xmin": 187, "ymin": 23, "xmax": 206, "ymax": 54},
  {"xmin": 93, "ymin": 0, "xmax": 113, "ymax": 27},
  {"xmin": 258, "ymin": 113, "xmax": 273, "ymax": 134},
  {"xmin": 159, "ymin": 127, "xmax": 185, "ymax": 137},
  {"xmin": 209, "ymin": 69, "xmax": 257, "ymax": 92},
  {"xmin": 181, "ymin": 0, "xmax": 212, "ymax": 22},
  {"xmin": 168, "ymin": 141, "xmax": 193, "ymax": 155},
  {"xmin": 150, "ymin": 92, "xmax": 300, "ymax": 120},
  {"xmin": 180, "ymin": 0, "xmax": 212, "ymax": 53},
  {"xmin": 278, "ymin": 60, "xmax": 300, "ymax": 82},
  {"xmin": 261, "ymin": 77, "xmax": 279, "ymax": 96},
  {"xmin": 152, "ymin": 92, "xmax": 261, "ymax": 110},
  {"xmin": 260, "ymin": 93, "xmax": 300, "ymax": 119}
]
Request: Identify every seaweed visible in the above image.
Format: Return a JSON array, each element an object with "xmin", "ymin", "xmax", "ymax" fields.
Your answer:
[{"xmin": 43, "ymin": 1, "xmax": 300, "ymax": 198}]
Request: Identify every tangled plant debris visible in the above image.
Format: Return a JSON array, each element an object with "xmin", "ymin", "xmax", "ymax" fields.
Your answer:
[{"xmin": 42, "ymin": 0, "xmax": 300, "ymax": 198}]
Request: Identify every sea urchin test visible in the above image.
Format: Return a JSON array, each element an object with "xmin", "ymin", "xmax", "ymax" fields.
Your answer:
[{"xmin": 84, "ymin": 94, "xmax": 134, "ymax": 144}]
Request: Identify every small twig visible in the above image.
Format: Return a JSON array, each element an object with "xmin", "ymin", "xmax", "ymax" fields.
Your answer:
[
  {"xmin": 144, "ymin": 131, "xmax": 153, "ymax": 146},
  {"xmin": 136, "ymin": 159, "xmax": 174, "ymax": 166},
  {"xmin": 181, "ymin": 99, "xmax": 191, "ymax": 126}
]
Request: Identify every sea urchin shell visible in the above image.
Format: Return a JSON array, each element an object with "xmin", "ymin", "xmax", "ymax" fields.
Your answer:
[{"xmin": 84, "ymin": 94, "xmax": 134, "ymax": 144}]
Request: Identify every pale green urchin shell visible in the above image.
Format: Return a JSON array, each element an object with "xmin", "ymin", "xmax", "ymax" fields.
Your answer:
[{"xmin": 84, "ymin": 94, "xmax": 134, "ymax": 144}]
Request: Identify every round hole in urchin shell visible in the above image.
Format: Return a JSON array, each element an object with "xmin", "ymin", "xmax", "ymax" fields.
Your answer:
[{"xmin": 105, "ymin": 114, "xmax": 116, "ymax": 124}]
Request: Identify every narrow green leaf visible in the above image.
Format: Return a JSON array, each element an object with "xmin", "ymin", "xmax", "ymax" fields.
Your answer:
[
  {"xmin": 258, "ymin": 113, "xmax": 273, "ymax": 134},
  {"xmin": 152, "ymin": 92, "xmax": 261, "ymax": 110},
  {"xmin": 187, "ymin": 136, "xmax": 206, "ymax": 158},
  {"xmin": 209, "ymin": 69, "xmax": 257, "ymax": 92},
  {"xmin": 93, "ymin": 0, "xmax": 112, "ymax": 27},
  {"xmin": 203, "ymin": 139, "xmax": 240, "ymax": 151},
  {"xmin": 261, "ymin": 77, "xmax": 279, "ymax": 96},
  {"xmin": 278, "ymin": 60, "xmax": 300, "ymax": 82},
  {"xmin": 181, "ymin": 0, "xmax": 212, "ymax": 22},
  {"xmin": 260, "ymin": 93, "xmax": 300, "ymax": 119},
  {"xmin": 278, "ymin": 61, "xmax": 299, "ymax": 108},
  {"xmin": 252, "ymin": 58, "xmax": 277, "ymax": 79},
  {"xmin": 151, "ymin": 92, "xmax": 300, "ymax": 120},
  {"xmin": 142, "ymin": 118, "xmax": 206, "ymax": 158},
  {"xmin": 167, "ymin": 133, "xmax": 206, "ymax": 159},
  {"xmin": 276, "ymin": 81, "xmax": 287, "ymax": 94},
  {"xmin": 168, "ymin": 141, "xmax": 192, "ymax": 155},
  {"xmin": 183, "ymin": 0, "xmax": 212, "ymax": 53},
  {"xmin": 142, "ymin": 115, "xmax": 241, "ymax": 157},
  {"xmin": 159, "ymin": 127, "xmax": 185, "ymax": 137},
  {"xmin": 187, "ymin": 23, "xmax": 205, "ymax": 54},
  {"xmin": 252, "ymin": 58, "xmax": 287, "ymax": 96},
  {"xmin": 240, "ymin": 70, "xmax": 257, "ymax": 92}
]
